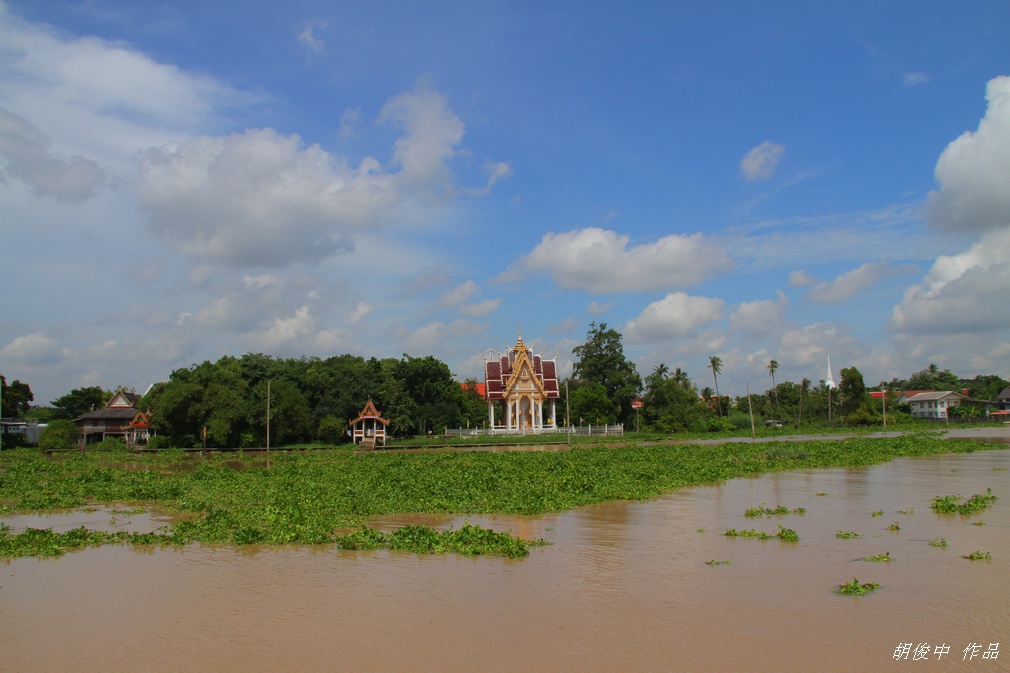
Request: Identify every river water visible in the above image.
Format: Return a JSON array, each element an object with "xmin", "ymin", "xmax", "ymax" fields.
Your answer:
[{"xmin": 2, "ymin": 447, "xmax": 1008, "ymax": 672}]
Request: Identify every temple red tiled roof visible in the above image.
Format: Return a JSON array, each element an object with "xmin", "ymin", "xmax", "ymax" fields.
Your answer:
[{"xmin": 483, "ymin": 337, "xmax": 560, "ymax": 401}]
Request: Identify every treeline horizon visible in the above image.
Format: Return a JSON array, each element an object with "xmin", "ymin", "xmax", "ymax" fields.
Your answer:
[{"xmin": 3, "ymin": 324, "xmax": 1008, "ymax": 449}]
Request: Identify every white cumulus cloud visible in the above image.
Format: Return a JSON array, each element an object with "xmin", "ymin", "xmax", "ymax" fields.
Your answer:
[
  {"xmin": 512, "ymin": 227, "xmax": 732, "ymax": 292},
  {"xmin": 890, "ymin": 228, "xmax": 1010, "ymax": 334},
  {"xmin": 136, "ymin": 82, "xmax": 500, "ymax": 269},
  {"xmin": 137, "ymin": 128, "xmax": 397, "ymax": 267},
  {"xmin": 926, "ymin": 76, "xmax": 1010, "ymax": 234},
  {"xmin": 729, "ymin": 292, "xmax": 788, "ymax": 335},
  {"xmin": 1, "ymin": 332, "xmax": 66, "ymax": 365},
  {"xmin": 623, "ymin": 292, "xmax": 726, "ymax": 343},
  {"xmin": 380, "ymin": 83, "xmax": 465, "ymax": 199}
]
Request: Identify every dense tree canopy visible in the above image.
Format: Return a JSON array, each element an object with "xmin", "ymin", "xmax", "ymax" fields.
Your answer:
[
  {"xmin": 640, "ymin": 366, "xmax": 708, "ymax": 433},
  {"xmin": 907, "ymin": 364, "xmax": 960, "ymax": 391},
  {"xmin": 51, "ymin": 386, "xmax": 108, "ymax": 420},
  {"xmin": 139, "ymin": 352, "xmax": 487, "ymax": 448},
  {"xmin": 571, "ymin": 323, "xmax": 642, "ymax": 426},
  {"xmin": 10, "ymin": 338, "xmax": 1010, "ymax": 450},
  {"xmin": 1, "ymin": 375, "xmax": 34, "ymax": 419}
]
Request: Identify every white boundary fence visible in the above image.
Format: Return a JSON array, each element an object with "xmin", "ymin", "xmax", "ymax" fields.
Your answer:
[{"xmin": 444, "ymin": 424, "xmax": 624, "ymax": 438}]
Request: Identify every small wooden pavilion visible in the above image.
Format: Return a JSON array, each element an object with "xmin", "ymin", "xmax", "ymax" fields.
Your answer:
[{"xmin": 349, "ymin": 398, "xmax": 389, "ymax": 449}]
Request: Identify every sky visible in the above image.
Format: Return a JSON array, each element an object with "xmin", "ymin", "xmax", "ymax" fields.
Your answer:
[{"xmin": 2, "ymin": 1, "xmax": 1010, "ymax": 406}]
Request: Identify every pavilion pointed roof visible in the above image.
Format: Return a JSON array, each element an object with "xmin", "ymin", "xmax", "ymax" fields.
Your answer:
[{"xmin": 349, "ymin": 398, "xmax": 389, "ymax": 426}]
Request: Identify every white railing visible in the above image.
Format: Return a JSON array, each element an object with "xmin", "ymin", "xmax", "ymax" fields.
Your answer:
[{"xmin": 444, "ymin": 424, "xmax": 623, "ymax": 438}]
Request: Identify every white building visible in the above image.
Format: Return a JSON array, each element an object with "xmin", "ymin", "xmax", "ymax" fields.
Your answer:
[{"xmin": 905, "ymin": 391, "xmax": 966, "ymax": 419}]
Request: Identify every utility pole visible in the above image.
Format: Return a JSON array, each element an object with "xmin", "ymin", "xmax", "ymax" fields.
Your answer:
[
  {"xmin": 881, "ymin": 383, "xmax": 887, "ymax": 431},
  {"xmin": 265, "ymin": 380, "xmax": 271, "ymax": 467},
  {"xmin": 746, "ymin": 383, "xmax": 756, "ymax": 439},
  {"xmin": 565, "ymin": 380, "xmax": 571, "ymax": 449}
]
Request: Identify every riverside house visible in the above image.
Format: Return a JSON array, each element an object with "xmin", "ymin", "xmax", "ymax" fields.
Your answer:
[{"xmin": 75, "ymin": 389, "xmax": 152, "ymax": 448}]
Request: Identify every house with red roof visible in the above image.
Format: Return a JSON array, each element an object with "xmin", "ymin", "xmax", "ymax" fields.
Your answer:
[{"xmin": 75, "ymin": 389, "xmax": 152, "ymax": 448}]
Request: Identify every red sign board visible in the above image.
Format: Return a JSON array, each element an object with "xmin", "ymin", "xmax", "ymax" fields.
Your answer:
[{"xmin": 632, "ymin": 398, "xmax": 643, "ymax": 409}]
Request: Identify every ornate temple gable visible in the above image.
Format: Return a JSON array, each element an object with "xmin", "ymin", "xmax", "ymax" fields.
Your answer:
[
  {"xmin": 107, "ymin": 390, "xmax": 140, "ymax": 409},
  {"xmin": 504, "ymin": 336, "xmax": 547, "ymax": 398},
  {"xmin": 483, "ymin": 333, "xmax": 560, "ymax": 402}
]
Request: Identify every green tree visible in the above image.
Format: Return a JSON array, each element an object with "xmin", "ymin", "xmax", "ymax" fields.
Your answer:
[
  {"xmin": 642, "ymin": 365, "xmax": 706, "ymax": 433},
  {"xmin": 839, "ymin": 366, "xmax": 869, "ymax": 419},
  {"xmin": 51, "ymin": 386, "xmax": 107, "ymax": 420},
  {"xmin": 38, "ymin": 419, "xmax": 79, "ymax": 452},
  {"xmin": 572, "ymin": 323, "xmax": 642, "ymax": 426},
  {"xmin": 460, "ymin": 378, "xmax": 489, "ymax": 429},
  {"xmin": 767, "ymin": 360, "xmax": 780, "ymax": 417},
  {"xmin": 709, "ymin": 356, "xmax": 723, "ymax": 418},
  {"xmin": 569, "ymin": 382, "xmax": 614, "ymax": 425},
  {"xmin": 261, "ymin": 379, "xmax": 312, "ymax": 446},
  {"xmin": 796, "ymin": 378, "xmax": 810, "ymax": 428},
  {"xmin": 908, "ymin": 365, "xmax": 959, "ymax": 391},
  {"xmin": 1, "ymin": 375, "xmax": 34, "ymax": 419},
  {"xmin": 960, "ymin": 374, "xmax": 1008, "ymax": 400},
  {"xmin": 316, "ymin": 415, "xmax": 347, "ymax": 444},
  {"xmin": 393, "ymin": 354, "xmax": 462, "ymax": 435}
]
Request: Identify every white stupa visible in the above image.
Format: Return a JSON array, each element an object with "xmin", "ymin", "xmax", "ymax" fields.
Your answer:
[{"xmin": 824, "ymin": 355, "xmax": 837, "ymax": 389}]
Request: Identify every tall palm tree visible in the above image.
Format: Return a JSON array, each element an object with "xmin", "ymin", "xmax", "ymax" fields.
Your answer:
[
  {"xmin": 767, "ymin": 359, "xmax": 780, "ymax": 417},
  {"xmin": 709, "ymin": 355, "xmax": 723, "ymax": 418},
  {"xmin": 653, "ymin": 363, "xmax": 669, "ymax": 379},
  {"xmin": 672, "ymin": 367, "xmax": 690, "ymax": 386}
]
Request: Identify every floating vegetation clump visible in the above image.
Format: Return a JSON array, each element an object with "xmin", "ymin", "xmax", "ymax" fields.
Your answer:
[
  {"xmin": 0, "ymin": 524, "xmax": 171, "ymax": 559},
  {"xmin": 835, "ymin": 578, "xmax": 881, "ymax": 596},
  {"xmin": 705, "ymin": 558, "xmax": 732, "ymax": 565},
  {"xmin": 871, "ymin": 510, "xmax": 884, "ymax": 517},
  {"xmin": 931, "ymin": 489, "xmax": 998, "ymax": 515},
  {"xmin": 963, "ymin": 550, "xmax": 991, "ymax": 561},
  {"xmin": 744, "ymin": 503, "xmax": 805, "ymax": 517},
  {"xmin": 929, "ymin": 537, "xmax": 947, "ymax": 548},
  {"xmin": 724, "ymin": 525, "xmax": 798, "ymax": 542},
  {"xmin": 836, "ymin": 530, "xmax": 861, "ymax": 539},
  {"xmin": 862, "ymin": 552, "xmax": 892, "ymax": 562},
  {"xmin": 0, "ymin": 521, "xmax": 540, "ymax": 559},
  {"xmin": 887, "ymin": 521, "xmax": 901, "ymax": 531}
]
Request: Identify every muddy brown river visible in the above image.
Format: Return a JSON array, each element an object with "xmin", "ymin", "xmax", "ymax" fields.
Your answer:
[{"xmin": 3, "ymin": 446, "xmax": 1008, "ymax": 672}]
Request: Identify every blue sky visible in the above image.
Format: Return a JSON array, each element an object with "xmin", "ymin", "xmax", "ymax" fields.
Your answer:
[{"xmin": 2, "ymin": 1, "xmax": 1009, "ymax": 405}]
